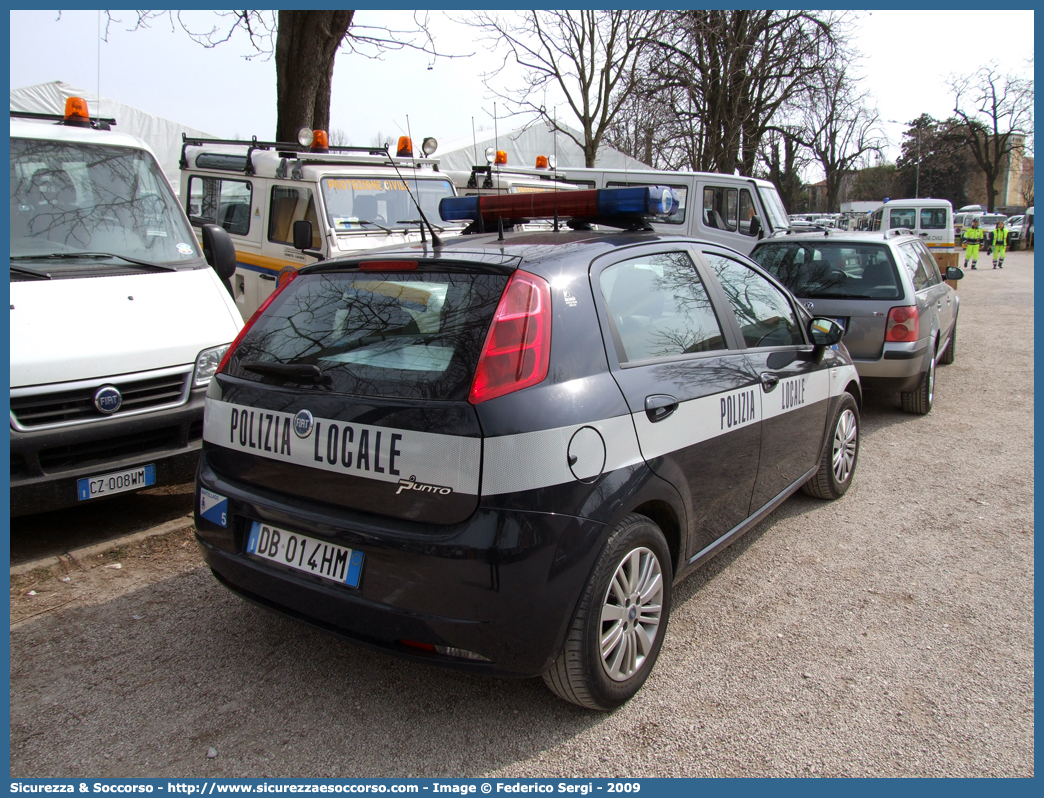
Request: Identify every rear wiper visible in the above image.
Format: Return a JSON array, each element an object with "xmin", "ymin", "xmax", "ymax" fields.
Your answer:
[
  {"xmin": 9, "ymin": 264, "xmax": 52, "ymax": 280},
  {"xmin": 11, "ymin": 252, "xmax": 177, "ymax": 271},
  {"xmin": 241, "ymin": 361, "xmax": 328, "ymax": 384}
]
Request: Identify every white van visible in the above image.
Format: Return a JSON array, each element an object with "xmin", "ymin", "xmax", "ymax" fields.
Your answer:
[
  {"xmin": 180, "ymin": 132, "xmax": 466, "ymax": 319},
  {"xmin": 446, "ymin": 159, "xmax": 791, "ymax": 255},
  {"xmin": 866, "ymin": 198, "xmax": 955, "ymax": 252},
  {"xmin": 10, "ymin": 102, "xmax": 243, "ymax": 516}
]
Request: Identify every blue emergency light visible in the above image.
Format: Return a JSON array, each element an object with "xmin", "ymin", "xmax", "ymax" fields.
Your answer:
[{"xmin": 439, "ymin": 185, "xmax": 678, "ymax": 224}]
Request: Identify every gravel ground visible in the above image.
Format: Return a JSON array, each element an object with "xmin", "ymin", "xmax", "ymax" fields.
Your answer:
[{"xmin": 10, "ymin": 250, "xmax": 1033, "ymax": 778}]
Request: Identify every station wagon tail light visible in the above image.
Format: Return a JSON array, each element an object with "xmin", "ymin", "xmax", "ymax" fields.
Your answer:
[
  {"xmin": 469, "ymin": 269, "xmax": 551, "ymax": 404},
  {"xmin": 885, "ymin": 305, "xmax": 920, "ymax": 342},
  {"xmin": 216, "ymin": 270, "xmax": 300, "ymax": 374}
]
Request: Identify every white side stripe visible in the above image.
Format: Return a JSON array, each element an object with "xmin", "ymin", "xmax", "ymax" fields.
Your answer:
[{"xmin": 203, "ymin": 398, "xmax": 481, "ymax": 494}]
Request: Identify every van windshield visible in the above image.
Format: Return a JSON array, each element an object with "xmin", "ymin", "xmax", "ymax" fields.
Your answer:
[
  {"xmin": 757, "ymin": 185, "xmax": 791, "ymax": 232},
  {"xmin": 320, "ymin": 175, "xmax": 461, "ymax": 232},
  {"xmin": 10, "ymin": 138, "xmax": 201, "ymax": 268}
]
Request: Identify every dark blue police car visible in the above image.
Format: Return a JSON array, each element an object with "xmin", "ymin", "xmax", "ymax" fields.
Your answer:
[{"xmin": 194, "ymin": 186, "xmax": 861, "ymax": 710}]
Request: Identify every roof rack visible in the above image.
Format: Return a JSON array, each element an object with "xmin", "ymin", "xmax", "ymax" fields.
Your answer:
[
  {"xmin": 11, "ymin": 109, "xmax": 117, "ymax": 130},
  {"xmin": 465, "ymin": 164, "xmax": 574, "ymax": 190},
  {"xmin": 179, "ymin": 135, "xmax": 439, "ymax": 176}
]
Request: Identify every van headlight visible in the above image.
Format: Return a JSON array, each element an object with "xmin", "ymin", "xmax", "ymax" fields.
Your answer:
[{"xmin": 193, "ymin": 344, "xmax": 230, "ymax": 388}]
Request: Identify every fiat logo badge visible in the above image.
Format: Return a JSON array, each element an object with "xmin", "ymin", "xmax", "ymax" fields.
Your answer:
[
  {"xmin": 293, "ymin": 409, "xmax": 314, "ymax": 438},
  {"xmin": 94, "ymin": 386, "xmax": 123, "ymax": 414}
]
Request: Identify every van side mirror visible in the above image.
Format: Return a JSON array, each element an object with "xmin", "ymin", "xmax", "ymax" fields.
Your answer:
[
  {"xmin": 749, "ymin": 215, "xmax": 762, "ymax": 238},
  {"xmin": 293, "ymin": 220, "xmax": 313, "ymax": 251},
  {"xmin": 293, "ymin": 220, "xmax": 325, "ymax": 262},
  {"xmin": 200, "ymin": 224, "xmax": 237, "ymax": 290}
]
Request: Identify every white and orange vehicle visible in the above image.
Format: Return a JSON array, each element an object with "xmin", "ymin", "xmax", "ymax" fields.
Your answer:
[{"xmin": 179, "ymin": 130, "xmax": 465, "ymax": 319}]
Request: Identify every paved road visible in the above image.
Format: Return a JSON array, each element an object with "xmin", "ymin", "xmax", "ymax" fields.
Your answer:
[{"xmin": 10, "ymin": 251, "xmax": 1034, "ymax": 777}]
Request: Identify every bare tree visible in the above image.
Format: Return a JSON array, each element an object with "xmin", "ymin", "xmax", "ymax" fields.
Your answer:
[
  {"xmin": 646, "ymin": 10, "xmax": 846, "ymax": 175},
  {"xmin": 329, "ymin": 129, "xmax": 351, "ymax": 146},
  {"xmin": 949, "ymin": 63, "xmax": 1035, "ymax": 212},
  {"xmin": 461, "ymin": 10, "xmax": 663, "ymax": 167},
  {"xmin": 109, "ymin": 11, "xmax": 455, "ymax": 142},
  {"xmin": 795, "ymin": 65, "xmax": 885, "ymax": 211},
  {"xmin": 757, "ymin": 126, "xmax": 811, "ymax": 213}
]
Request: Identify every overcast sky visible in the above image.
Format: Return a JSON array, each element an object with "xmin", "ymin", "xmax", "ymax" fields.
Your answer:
[{"xmin": 9, "ymin": 9, "xmax": 1035, "ymax": 166}]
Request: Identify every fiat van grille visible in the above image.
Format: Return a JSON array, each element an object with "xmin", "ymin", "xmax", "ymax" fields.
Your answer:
[{"xmin": 10, "ymin": 367, "xmax": 192, "ymax": 431}]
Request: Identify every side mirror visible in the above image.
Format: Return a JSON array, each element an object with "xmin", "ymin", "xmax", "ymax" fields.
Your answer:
[
  {"xmin": 201, "ymin": 224, "xmax": 237, "ymax": 289},
  {"xmin": 945, "ymin": 266, "xmax": 965, "ymax": 281},
  {"xmin": 293, "ymin": 219, "xmax": 313, "ymax": 251},
  {"xmin": 808, "ymin": 317, "xmax": 845, "ymax": 346},
  {"xmin": 293, "ymin": 219, "xmax": 325, "ymax": 262},
  {"xmin": 749, "ymin": 215, "xmax": 762, "ymax": 239}
]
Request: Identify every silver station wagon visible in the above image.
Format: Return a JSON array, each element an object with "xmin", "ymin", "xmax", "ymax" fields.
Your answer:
[{"xmin": 751, "ymin": 230, "xmax": 963, "ymax": 415}]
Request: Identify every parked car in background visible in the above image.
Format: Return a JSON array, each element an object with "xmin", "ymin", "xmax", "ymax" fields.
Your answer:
[
  {"xmin": 751, "ymin": 229, "xmax": 962, "ymax": 415},
  {"xmin": 976, "ymin": 213, "xmax": 1008, "ymax": 241},
  {"xmin": 866, "ymin": 199, "xmax": 955, "ymax": 254},
  {"xmin": 1006, "ymin": 215, "xmax": 1024, "ymax": 249}
]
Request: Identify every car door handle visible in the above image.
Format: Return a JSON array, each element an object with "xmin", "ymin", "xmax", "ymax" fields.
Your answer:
[
  {"xmin": 760, "ymin": 373, "xmax": 779, "ymax": 392},
  {"xmin": 645, "ymin": 394, "xmax": 678, "ymax": 422}
]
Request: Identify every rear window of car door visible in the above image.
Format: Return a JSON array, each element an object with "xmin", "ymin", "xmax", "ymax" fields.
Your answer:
[
  {"xmin": 897, "ymin": 242, "xmax": 931, "ymax": 291},
  {"xmin": 702, "ymin": 252, "xmax": 805, "ymax": 348},
  {"xmin": 598, "ymin": 250, "xmax": 727, "ymax": 363}
]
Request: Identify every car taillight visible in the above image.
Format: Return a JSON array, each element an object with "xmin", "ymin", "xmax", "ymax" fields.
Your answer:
[
  {"xmin": 216, "ymin": 270, "xmax": 300, "ymax": 374},
  {"xmin": 885, "ymin": 305, "xmax": 920, "ymax": 343},
  {"xmin": 469, "ymin": 269, "xmax": 551, "ymax": 404}
]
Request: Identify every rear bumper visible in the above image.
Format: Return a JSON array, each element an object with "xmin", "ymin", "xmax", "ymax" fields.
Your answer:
[
  {"xmin": 10, "ymin": 390, "xmax": 206, "ymax": 516},
  {"xmin": 851, "ymin": 341, "xmax": 929, "ymax": 392},
  {"xmin": 194, "ymin": 454, "xmax": 608, "ymax": 677}
]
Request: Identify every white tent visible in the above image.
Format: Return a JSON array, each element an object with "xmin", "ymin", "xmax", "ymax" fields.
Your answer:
[
  {"xmin": 436, "ymin": 120, "xmax": 650, "ymax": 173},
  {"xmin": 10, "ymin": 81, "xmax": 215, "ymax": 192}
]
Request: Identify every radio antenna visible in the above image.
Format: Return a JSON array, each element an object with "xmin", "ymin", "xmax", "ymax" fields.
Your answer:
[
  {"xmin": 385, "ymin": 118, "xmax": 442, "ymax": 248},
  {"xmin": 494, "ymin": 102, "xmax": 504, "ymax": 235},
  {"xmin": 553, "ymin": 108, "xmax": 560, "ymax": 232}
]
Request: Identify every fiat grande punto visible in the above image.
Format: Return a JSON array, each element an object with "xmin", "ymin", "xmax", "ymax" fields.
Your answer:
[{"xmin": 194, "ymin": 186, "xmax": 862, "ymax": 709}]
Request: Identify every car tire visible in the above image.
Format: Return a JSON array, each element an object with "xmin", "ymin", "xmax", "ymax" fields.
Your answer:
[
  {"xmin": 901, "ymin": 344, "xmax": 936, "ymax": 415},
  {"xmin": 542, "ymin": 514, "xmax": 672, "ymax": 711},
  {"xmin": 940, "ymin": 321, "xmax": 957, "ymax": 366},
  {"xmin": 802, "ymin": 392, "xmax": 859, "ymax": 500}
]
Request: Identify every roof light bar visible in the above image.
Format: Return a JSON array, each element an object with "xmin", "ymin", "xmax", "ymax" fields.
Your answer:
[{"xmin": 439, "ymin": 185, "xmax": 679, "ymax": 224}]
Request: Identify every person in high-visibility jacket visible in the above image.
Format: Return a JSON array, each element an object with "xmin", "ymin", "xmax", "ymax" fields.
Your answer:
[
  {"xmin": 962, "ymin": 217, "xmax": 984, "ymax": 270},
  {"xmin": 990, "ymin": 219, "xmax": 1009, "ymax": 269}
]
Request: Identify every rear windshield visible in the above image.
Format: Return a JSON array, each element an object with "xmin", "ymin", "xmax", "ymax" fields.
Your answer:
[
  {"xmin": 227, "ymin": 270, "xmax": 509, "ymax": 400},
  {"xmin": 751, "ymin": 242, "xmax": 902, "ymax": 300}
]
